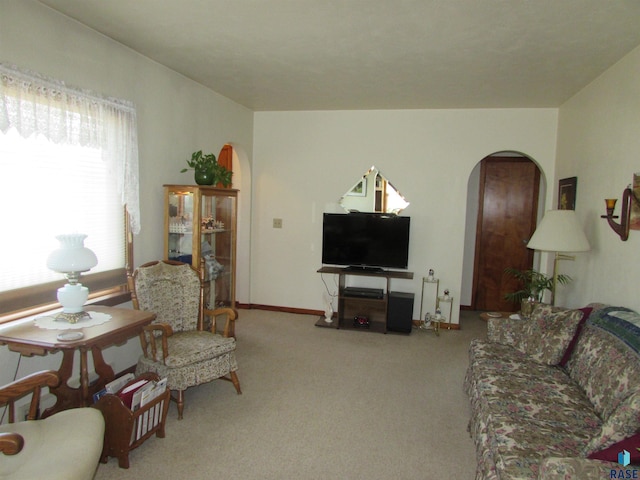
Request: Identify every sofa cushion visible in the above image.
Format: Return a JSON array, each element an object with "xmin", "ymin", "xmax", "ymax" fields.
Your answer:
[
  {"xmin": 487, "ymin": 315, "xmax": 529, "ymax": 347},
  {"xmin": 466, "ymin": 339, "xmax": 602, "ymax": 480},
  {"xmin": 566, "ymin": 307, "xmax": 640, "ymax": 420},
  {"xmin": 467, "ymin": 342, "xmax": 600, "ymax": 434},
  {"xmin": 582, "ymin": 389, "xmax": 640, "ymax": 456},
  {"xmin": 0, "ymin": 407, "xmax": 104, "ymax": 480},
  {"xmin": 539, "ymin": 457, "xmax": 620, "ymax": 479},
  {"xmin": 516, "ymin": 305, "xmax": 586, "ymax": 365}
]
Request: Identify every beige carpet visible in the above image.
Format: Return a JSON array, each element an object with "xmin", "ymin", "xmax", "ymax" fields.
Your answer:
[{"xmin": 93, "ymin": 309, "xmax": 486, "ymax": 480}]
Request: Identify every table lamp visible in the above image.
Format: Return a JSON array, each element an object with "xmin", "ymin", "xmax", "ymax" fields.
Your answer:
[
  {"xmin": 527, "ymin": 210, "xmax": 590, "ymax": 305},
  {"xmin": 46, "ymin": 234, "xmax": 98, "ymax": 323}
]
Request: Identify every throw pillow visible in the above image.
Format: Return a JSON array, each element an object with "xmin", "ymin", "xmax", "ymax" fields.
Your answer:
[
  {"xmin": 588, "ymin": 432, "xmax": 640, "ymax": 464},
  {"xmin": 558, "ymin": 307, "xmax": 593, "ymax": 367},
  {"xmin": 521, "ymin": 306, "xmax": 586, "ymax": 365}
]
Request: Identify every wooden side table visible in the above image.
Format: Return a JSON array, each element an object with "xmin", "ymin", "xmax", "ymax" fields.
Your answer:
[
  {"xmin": 479, "ymin": 311, "xmax": 514, "ymax": 321},
  {"xmin": 0, "ymin": 305, "xmax": 155, "ymax": 417}
]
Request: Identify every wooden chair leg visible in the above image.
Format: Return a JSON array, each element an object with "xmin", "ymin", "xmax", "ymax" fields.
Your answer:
[
  {"xmin": 176, "ymin": 390, "xmax": 185, "ymax": 420},
  {"xmin": 117, "ymin": 453, "xmax": 130, "ymax": 469},
  {"xmin": 230, "ymin": 371, "xmax": 242, "ymax": 394}
]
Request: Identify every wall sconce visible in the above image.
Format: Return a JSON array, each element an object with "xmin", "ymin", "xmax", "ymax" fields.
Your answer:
[{"xmin": 601, "ymin": 187, "xmax": 640, "ymax": 241}]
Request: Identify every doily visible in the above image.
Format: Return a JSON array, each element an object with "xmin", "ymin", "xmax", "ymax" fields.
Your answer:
[{"xmin": 34, "ymin": 311, "xmax": 112, "ymax": 330}]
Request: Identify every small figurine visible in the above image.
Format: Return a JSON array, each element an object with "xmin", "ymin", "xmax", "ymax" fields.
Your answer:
[
  {"xmin": 427, "ymin": 268, "xmax": 435, "ymax": 282},
  {"xmin": 443, "ymin": 289, "xmax": 450, "ymax": 299}
]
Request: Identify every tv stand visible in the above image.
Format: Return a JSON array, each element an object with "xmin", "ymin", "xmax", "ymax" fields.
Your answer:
[
  {"xmin": 316, "ymin": 266, "xmax": 414, "ymax": 333},
  {"xmin": 344, "ymin": 265, "xmax": 384, "ymax": 273}
]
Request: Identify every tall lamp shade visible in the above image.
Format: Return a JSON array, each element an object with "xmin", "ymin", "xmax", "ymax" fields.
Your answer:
[{"xmin": 527, "ymin": 210, "xmax": 590, "ymax": 305}]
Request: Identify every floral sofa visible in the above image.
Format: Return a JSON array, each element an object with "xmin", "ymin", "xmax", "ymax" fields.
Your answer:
[{"xmin": 464, "ymin": 303, "xmax": 640, "ymax": 479}]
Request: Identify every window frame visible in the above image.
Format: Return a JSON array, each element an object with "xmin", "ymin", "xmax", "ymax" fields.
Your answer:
[
  {"xmin": 0, "ymin": 63, "xmax": 140, "ymax": 324},
  {"xmin": 0, "ymin": 213, "xmax": 133, "ymax": 324}
]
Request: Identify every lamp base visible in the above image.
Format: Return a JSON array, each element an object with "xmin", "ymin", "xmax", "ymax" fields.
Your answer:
[
  {"xmin": 54, "ymin": 310, "xmax": 91, "ymax": 324},
  {"xmin": 56, "ymin": 283, "xmax": 90, "ymax": 323}
]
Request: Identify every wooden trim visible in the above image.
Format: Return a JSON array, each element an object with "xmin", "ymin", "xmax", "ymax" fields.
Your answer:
[
  {"xmin": 237, "ymin": 303, "xmax": 324, "ymax": 317},
  {"xmin": 0, "ymin": 269, "xmax": 127, "ymax": 318},
  {"xmin": 236, "ymin": 303, "xmax": 467, "ymax": 329},
  {"xmin": 0, "ymin": 288, "xmax": 131, "ymax": 324},
  {"xmin": 1, "ymin": 207, "xmax": 134, "ymax": 324}
]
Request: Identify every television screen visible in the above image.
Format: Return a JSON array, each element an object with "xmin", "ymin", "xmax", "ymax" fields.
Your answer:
[{"xmin": 321, "ymin": 213, "xmax": 410, "ymax": 270}]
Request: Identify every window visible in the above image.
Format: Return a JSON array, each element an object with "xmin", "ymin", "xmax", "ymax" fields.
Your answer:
[{"xmin": 0, "ymin": 64, "xmax": 140, "ymax": 321}]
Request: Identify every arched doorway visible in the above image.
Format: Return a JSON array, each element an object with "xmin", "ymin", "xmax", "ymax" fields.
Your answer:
[{"xmin": 467, "ymin": 153, "xmax": 543, "ymax": 312}]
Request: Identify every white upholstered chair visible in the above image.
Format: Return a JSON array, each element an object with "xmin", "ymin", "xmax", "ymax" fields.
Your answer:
[
  {"xmin": 0, "ymin": 370, "xmax": 105, "ymax": 480},
  {"xmin": 128, "ymin": 260, "xmax": 241, "ymax": 420}
]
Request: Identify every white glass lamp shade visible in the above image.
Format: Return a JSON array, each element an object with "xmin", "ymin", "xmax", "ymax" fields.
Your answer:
[
  {"xmin": 46, "ymin": 234, "xmax": 98, "ymax": 315},
  {"xmin": 46, "ymin": 234, "xmax": 98, "ymax": 273},
  {"xmin": 527, "ymin": 210, "xmax": 590, "ymax": 253}
]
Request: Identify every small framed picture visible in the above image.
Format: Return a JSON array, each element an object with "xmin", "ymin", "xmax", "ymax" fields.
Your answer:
[{"xmin": 558, "ymin": 177, "xmax": 577, "ymax": 210}]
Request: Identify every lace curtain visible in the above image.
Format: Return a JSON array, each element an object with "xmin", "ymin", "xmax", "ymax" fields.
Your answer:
[{"xmin": 0, "ymin": 63, "xmax": 141, "ymax": 234}]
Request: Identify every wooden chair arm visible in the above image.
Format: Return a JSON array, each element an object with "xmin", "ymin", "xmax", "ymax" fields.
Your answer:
[
  {"xmin": 203, "ymin": 307, "xmax": 238, "ymax": 338},
  {"xmin": 139, "ymin": 323, "xmax": 174, "ymax": 364},
  {"xmin": 0, "ymin": 432, "xmax": 24, "ymax": 455},
  {"xmin": 0, "ymin": 370, "xmax": 60, "ymax": 423}
]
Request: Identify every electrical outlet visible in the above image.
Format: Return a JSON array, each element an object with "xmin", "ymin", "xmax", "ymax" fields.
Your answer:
[{"xmin": 273, "ymin": 218, "xmax": 283, "ymax": 229}]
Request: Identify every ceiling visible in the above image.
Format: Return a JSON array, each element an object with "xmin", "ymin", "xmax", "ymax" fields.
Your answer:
[{"xmin": 38, "ymin": 0, "xmax": 640, "ymax": 111}]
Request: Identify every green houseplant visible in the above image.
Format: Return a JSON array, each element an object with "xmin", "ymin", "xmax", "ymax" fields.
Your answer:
[
  {"xmin": 181, "ymin": 150, "xmax": 233, "ymax": 187},
  {"xmin": 503, "ymin": 267, "xmax": 572, "ymax": 317}
]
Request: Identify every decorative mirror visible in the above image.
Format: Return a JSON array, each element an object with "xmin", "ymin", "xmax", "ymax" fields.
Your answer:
[{"xmin": 339, "ymin": 166, "xmax": 409, "ymax": 214}]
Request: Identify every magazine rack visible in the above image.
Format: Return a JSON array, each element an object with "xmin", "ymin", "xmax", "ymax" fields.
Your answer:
[{"xmin": 93, "ymin": 372, "xmax": 170, "ymax": 468}]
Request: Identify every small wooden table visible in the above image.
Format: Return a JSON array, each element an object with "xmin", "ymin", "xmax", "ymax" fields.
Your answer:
[
  {"xmin": 479, "ymin": 311, "xmax": 514, "ymax": 322},
  {"xmin": 0, "ymin": 305, "xmax": 155, "ymax": 418}
]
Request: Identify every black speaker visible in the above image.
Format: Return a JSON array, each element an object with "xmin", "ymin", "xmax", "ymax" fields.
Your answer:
[{"xmin": 387, "ymin": 291, "xmax": 414, "ymax": 334}]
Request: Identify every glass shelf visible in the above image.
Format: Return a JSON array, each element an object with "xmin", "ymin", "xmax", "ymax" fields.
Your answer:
[{"xmin": 164, "ymin": 185, "xmax": 238, "ymax": 310}]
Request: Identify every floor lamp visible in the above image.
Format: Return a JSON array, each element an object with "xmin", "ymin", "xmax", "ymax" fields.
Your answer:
[{"xmin": 526, "ymin": 210, "xmax": 590, "ymax": 306}]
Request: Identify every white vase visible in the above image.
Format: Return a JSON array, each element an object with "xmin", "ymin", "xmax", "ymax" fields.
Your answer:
[{"xmin": 324, "ymin": 296, "xmax": 334, "ymax": 323}]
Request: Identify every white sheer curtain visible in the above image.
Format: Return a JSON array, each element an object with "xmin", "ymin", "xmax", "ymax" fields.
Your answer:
[{"xmin": 0, "ymin": 63, "xmax": 141, "ymax": 234}]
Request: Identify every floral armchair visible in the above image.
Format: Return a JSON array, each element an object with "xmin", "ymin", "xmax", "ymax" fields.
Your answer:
[{"xmin": 128, "ymin": 260, "xmax": 241, "ymax": 420}]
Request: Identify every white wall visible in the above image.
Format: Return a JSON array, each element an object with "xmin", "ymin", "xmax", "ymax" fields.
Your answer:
[
  {"xmin": 0, "ymin": 0, "xmax": 254, "ymax": 386},
  {"xmin": 3, "ymin": 0, "xmax": 638, "ymax": 392},
  {"xmin": 252, "ymin": 109, "xmax": 559, "ymax": 324},
  {"xmin": 554, "ymin": 44, "xmax": 640, "ymax": 310}
]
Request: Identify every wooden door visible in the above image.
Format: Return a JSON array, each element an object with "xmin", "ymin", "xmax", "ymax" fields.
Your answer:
[
  {"xmin": 472, "ymin": 157, "xmax": 539, "ymax": 312},
  {"xmin": 217, "ymin": 144, "xmax": 233, "ymax": 188}
]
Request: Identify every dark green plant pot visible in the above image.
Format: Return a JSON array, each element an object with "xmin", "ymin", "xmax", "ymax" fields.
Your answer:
[{"xmin": 194, "ymin": 169, "xmax": 214, "ymax": 185}]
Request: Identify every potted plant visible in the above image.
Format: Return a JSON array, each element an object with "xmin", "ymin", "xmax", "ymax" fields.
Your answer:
[
  {"xmin": 180, "ymin": 150, "xmax": 233, "ymax": 187},
  {"xmin": 503, "ymin": 267, "xmax": 572, "ymax": 317}
]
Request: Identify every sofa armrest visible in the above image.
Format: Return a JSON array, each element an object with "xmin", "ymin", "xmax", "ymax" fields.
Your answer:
[
  {"xmin": 538, "ymin": 457, "xmax": 620, "ymax": 479},
  {"xmin": 487, "ymin": 317, "xmax": 529, "ymax": 347}
]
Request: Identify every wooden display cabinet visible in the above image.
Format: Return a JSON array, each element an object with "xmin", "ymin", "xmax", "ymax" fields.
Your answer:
[{"xmin": 164, "ymin": 185, "xmax": 238, "ymax": 309}]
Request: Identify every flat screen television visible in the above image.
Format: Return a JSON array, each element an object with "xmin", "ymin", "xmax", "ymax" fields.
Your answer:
[{"xmin": 321, "ymin": 213, "xmax": 410, "ymax": 270}]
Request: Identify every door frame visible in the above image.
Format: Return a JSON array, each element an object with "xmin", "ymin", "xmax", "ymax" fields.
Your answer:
[{"xmin": 470, "ymin": 155, "xmax": 541, "ymax": 311}]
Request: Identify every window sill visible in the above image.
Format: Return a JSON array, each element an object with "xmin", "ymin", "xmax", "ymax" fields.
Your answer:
[{"xmin": 0, "ymin": 289, "xmax": 131, "ymax": 325}]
